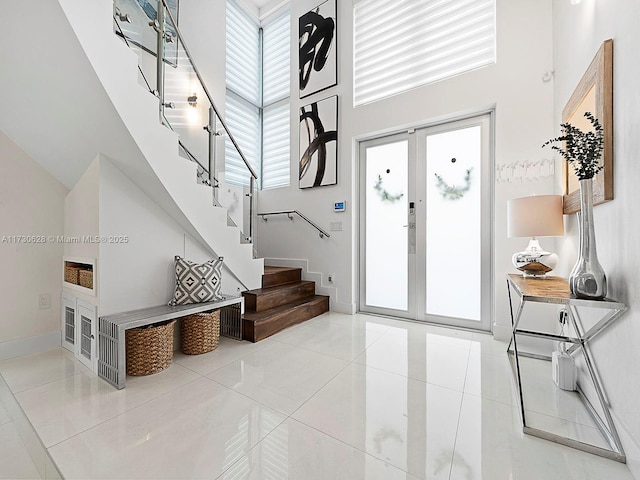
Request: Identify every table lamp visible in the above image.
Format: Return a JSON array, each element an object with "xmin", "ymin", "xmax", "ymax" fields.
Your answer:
[{"xmin": 507, "ymin": 195, "xmax": 564, "ymax": 277}]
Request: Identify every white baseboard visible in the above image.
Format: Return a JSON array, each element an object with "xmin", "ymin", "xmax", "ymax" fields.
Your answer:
[
  {"xmin": 331, "ymin": 301, "xmax": 357, "ymax": 314},
  {"xmin": 264, "ymin": 257, "xmax": 339, "ymax": 309},
  {"xmin": 0, "ymin": 332, "xmax": 61, "ymax": 361},
  {"xmin": 612, "ymin": 411, "xmax": 640, "ymax": 479},
  {"xmin": 492, "ymin": 322, "xmax": 512, "ymax": 342}
]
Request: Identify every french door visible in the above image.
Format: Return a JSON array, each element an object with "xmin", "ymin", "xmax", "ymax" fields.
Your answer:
[{"xmin": 358, "ymin": 114, "xmax": 493, "ymax": 330}]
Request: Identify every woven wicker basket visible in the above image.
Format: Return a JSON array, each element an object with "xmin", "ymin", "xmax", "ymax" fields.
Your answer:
[
  {"xmin": 126, "ymin": 320, "xmax": 176, "ymax": 376},
  {"xmin": 64, "ymin": 266, "xmax": 80, "ymax": 284},
  {"xmin": 181, "ymin": 310, "xmax": 220, "ymax": 355},
  {"xmin": 79, "ymin": 270, "xmax": 93, "ymax": 289}
]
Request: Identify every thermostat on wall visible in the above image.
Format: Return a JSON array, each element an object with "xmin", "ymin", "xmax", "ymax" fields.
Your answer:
[{"xmin": 334, "ymin": 201, "xmax": 346, "ymax": 212}]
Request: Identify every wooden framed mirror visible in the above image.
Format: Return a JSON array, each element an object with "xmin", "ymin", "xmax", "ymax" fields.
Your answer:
[{"xmin": 561, "ymin": 39, "xmax": 613, "ymax": 214}]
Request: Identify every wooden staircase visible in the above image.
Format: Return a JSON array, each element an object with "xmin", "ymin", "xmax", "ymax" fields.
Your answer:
[{"xmin": 242, "ymin": 266, "xmax": 330, "ymax": 342}]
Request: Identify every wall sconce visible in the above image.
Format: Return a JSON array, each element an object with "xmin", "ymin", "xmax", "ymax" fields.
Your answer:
[{"xmin": 187, "ymin": 94, "xmax": 198, "ymax": 108}]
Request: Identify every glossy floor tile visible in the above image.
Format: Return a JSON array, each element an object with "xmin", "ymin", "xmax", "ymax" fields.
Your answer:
[
  {"xmin": 276, "ymin": 314, "xmax": 390, "ymax": 361},
  {"xmin": 49, "ymin": 377, "xmax": 286, "ymax": 479},
  {"xmin": 464, "ymin": 347, "xmax": 518, "ymax": 406},
  {"xmin": 451, "ymin": 394, "xmax": 634, "ymax": 480},
  {"xmin": 354, "ymin": 331, "xmax": 470, "ymax": 391},
  {"xmin": 207, "ymin": 341, "xmax": 348, "ymax": 415},
  {"xmin": 0, "ymin": 372, "xmax": 49, "ymax": 480},
  {"xmin": 222, "ymin": 418, "xmax": 421, "ymax": 480},
  {"xmin": 518, "ymin": 356, "xmax": 597, "ymax": 427},
  {"xmin": 292, "ymin": 363, "xmax": 464, "ymax": 479},
  {"xmin": 0, "ymin": 313, "xmax": 634, "ymax": 480},
  {"xmin": 0, "ymin": 422, "xmax": 42, "ymax": 480},
  {"xmin": 173, "ymin": 335, "xmax": 277, "ymax": 376},
  {"xmin": 0, "ymin": 349, "xmax": 87, "ymax": 394},
  {"xmin": 15, "ymin": 363, "xmax": 200, "ymax": 447}
]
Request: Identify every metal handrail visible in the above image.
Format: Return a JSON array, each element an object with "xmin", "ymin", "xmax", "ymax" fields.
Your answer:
[
  {"xmin": 258, "ymin": 211, "xmax": 331, "ymax": 239},
  {"xmin": 159, "ymin": 0, "xmax": 258, "ymax": 180},
  {"xmin": 112, "ymin": 5, "xmax": 256, "ymax": 288}
]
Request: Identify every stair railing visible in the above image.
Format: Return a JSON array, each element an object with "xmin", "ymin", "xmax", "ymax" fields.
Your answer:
[
  {"xmin": 113, "ymin": 0, "xmax": 258, "ymax": 249},
  {"xmin": 258, "ymin": 211, "xmax": 331, "ymax": 239}
]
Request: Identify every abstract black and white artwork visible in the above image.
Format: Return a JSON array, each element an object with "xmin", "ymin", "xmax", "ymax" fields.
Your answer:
[
  {"xmin": 299, "ymin": 96, "xmax": 338, "ymax": 189},
  {"xmin": 299, "ymin": 0, "xmax": 337, "ymax": 98},
  {"xmin": 115, "ymin": 0, "xmax": 179, "ymax": 66}
]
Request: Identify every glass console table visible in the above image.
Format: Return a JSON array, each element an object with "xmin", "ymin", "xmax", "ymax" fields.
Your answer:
[{"xmin": 506, "ymin": 274, "xmax": 626, "ymax": 462}]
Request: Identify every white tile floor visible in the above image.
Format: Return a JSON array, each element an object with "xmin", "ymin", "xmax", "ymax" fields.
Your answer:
[{"xmin": 0, "ymin": 312, "xmax": 634, "ymax": 480}]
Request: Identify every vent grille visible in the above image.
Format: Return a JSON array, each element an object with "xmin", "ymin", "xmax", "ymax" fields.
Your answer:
[
  {"xmin": 65, "ymin": 306, "xmax": 75, "ymax": 344},
  {"xmin": 80, "ymin": 315, "xmax": 92, "ymax": 360}
]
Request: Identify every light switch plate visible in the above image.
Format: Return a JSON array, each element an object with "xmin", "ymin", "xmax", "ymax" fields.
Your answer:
[{"xmin": 330, "ymin": 222, "xmax": 342, "ymax": 231}]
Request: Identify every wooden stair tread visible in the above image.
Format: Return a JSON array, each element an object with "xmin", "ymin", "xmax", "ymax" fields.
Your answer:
[
  {"xmin": 243, "ymin": 295, "xmax": 330, "ymax": 342},
  {"xmin": 243, "ymin": 280, "xmax": 316, "ymax": 312},
  {"xmin": 243, "ymin": 295, "xmax": 328, "ymax": 322},
  {"xmin": 245, "ymin": 280, "xmax": 314, "ymax": 297},
  {"xmin": 262, "ymin": 266, "xmax": 302, "ymax": 288},
  {"xmin": 263, "ymin": 266, "xmax": 299, "ymax": 274}
]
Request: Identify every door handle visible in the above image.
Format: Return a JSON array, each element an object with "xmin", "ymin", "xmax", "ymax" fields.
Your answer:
[{"xmin": 403, "ymin": 224, "xmax": 416, "ymax": 229}]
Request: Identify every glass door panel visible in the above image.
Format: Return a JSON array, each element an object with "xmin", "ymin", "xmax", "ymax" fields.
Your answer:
[
  {"xmin": 360, "ymin": 114, "xmax": 492, "ymax": 331},
  {"xmin": 424, "ymin": 126, "xmax": 482, "ymax": 321},
  {"xmin": 361, "ymin": 136, "xmax": 410, "ymax": 313}
]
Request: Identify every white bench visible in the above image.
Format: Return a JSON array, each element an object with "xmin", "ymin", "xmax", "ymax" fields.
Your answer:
[{"xmin": 98, "ymin": 295, "xmax": 243, "ymax": 389}]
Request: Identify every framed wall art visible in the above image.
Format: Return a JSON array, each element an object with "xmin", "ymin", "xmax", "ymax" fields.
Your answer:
[
  {"xmin": 299, "ymin": 95, "xmax": 338, "ymax": 189},
  {"xmin": 299, "ymin": 0, "xmax": 337, "ymax": 98},
  {"xmin": 561, "ymin": 39, "xmax": 613, "ymax": 214}
]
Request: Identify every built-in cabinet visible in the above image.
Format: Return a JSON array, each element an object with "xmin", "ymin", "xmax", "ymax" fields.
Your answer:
[
  {"xmin": 62, "ymin": 294, "xmax": 98, "ymax": 372},
  {"xmin": 62, "ymin": 257, "xmax": 98, "ymax": 373}
]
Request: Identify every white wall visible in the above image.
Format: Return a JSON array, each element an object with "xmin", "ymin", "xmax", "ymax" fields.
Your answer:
[
  {"xmin": 64, "ymin": 156, "xmax": 101, "ymax": 289},
  {"xmin": 61, "ymin": 153, "xmax": 245, "ymax": 318},
  {"xmin": 257, "ymin": 0, "xmax": 556, "ymax": 321},
  {"xmin": 0, "ymin": 130, "xmax": 68, "ymax": 358},
  {"xmin": 552, "ymin": 0, "xmax": 640, "ymax": 475},
  {"xmin": 98, "ymin": 157, "xmax": 243, "ymax": 316}
]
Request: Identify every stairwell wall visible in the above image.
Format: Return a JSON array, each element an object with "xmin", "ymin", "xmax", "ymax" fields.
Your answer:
[
  {"xmin": 62, "ymin": 154, "xmax": 246, "ymax": 317},
  {"xmin": 256, "ymin": 0, "xmax": 556, "ymax": 324},
  {"xmin": 0, "ymin": 131, "xmax": 68, "ymax": 360},
  {"xmin": 58, "ymin": 0, "xmax": 263, "ymax": 290},
  {"xmin": 98, "ymin": 156, "xmax": 244, "ymax": 316}
]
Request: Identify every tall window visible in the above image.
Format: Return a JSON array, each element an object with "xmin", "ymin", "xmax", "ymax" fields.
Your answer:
[
  {"xmin": 226, "ymin": 1, "xmax": 290, "ymax": 188},
  {"xmin": 262, "ymin": 11, "xmax": 291, "ymax": 189},
  {"xmin": 353, "ymin": 0, "xmax": 496, "ymax": 106}
]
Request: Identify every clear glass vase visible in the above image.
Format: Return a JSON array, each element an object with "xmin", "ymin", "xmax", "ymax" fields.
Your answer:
[{"xmin": 569, "ymin": 178, "xmax": 607, "ymax": 299}]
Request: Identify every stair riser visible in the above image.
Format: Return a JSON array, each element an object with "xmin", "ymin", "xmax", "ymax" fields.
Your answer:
[
  {"xmin": 244, "ymin": 297, "xmax": 329, "ymax": 342},
  {"xmin": 244, "ymin": 282, "xmax": 315, "ymax": 312},
  {"xmin": 262, "ymin": 269, "xmax": 302, "ymax": 288}
]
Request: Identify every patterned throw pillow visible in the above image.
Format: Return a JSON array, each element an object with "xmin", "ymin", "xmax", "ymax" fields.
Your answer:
[{"xmin": 169, "ymin": 256, "xmax": 223, "ymax": 306}]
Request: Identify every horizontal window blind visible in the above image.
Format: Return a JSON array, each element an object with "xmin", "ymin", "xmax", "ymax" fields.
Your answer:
[
  {"xmin": 354, "ymin": 0, "xmax": 496, "ymax": 106},
  {"xmin": 262, "ymin": 103, "xmax": 290, "ymax": 189},
  {"xmin": 262, "ymin": 11, "xmax": 291, "ymax": 106},
  {"xmin": 262, "ymin": 9, "xmax": 291, "ymax": 188},
  {"xmin": 226, "ymin": 1, "xmax": 290, "ymax": 189},
  {"xmin": 224, "ymin": 93, "xmax": 260, "ymax": 187},
  {"xmin": 227, "ymin": 0, "xmax": 260, "ymax": 105}
]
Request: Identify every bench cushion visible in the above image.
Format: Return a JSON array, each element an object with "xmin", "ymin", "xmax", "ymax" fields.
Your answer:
[{"xmin": 169, "ymin": 256, "xmax": 223, "ymax": 305}]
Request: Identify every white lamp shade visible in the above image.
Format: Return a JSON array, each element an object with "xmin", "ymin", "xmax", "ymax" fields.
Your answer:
[{"xmin": 507, "ymin": 195, "xmax": 564, "ymax": 238}]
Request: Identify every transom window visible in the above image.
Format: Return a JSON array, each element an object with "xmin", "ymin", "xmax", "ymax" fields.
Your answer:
[{"xmin": 353, "ymin": 0, "xmax": 496, "ymax": 106}]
